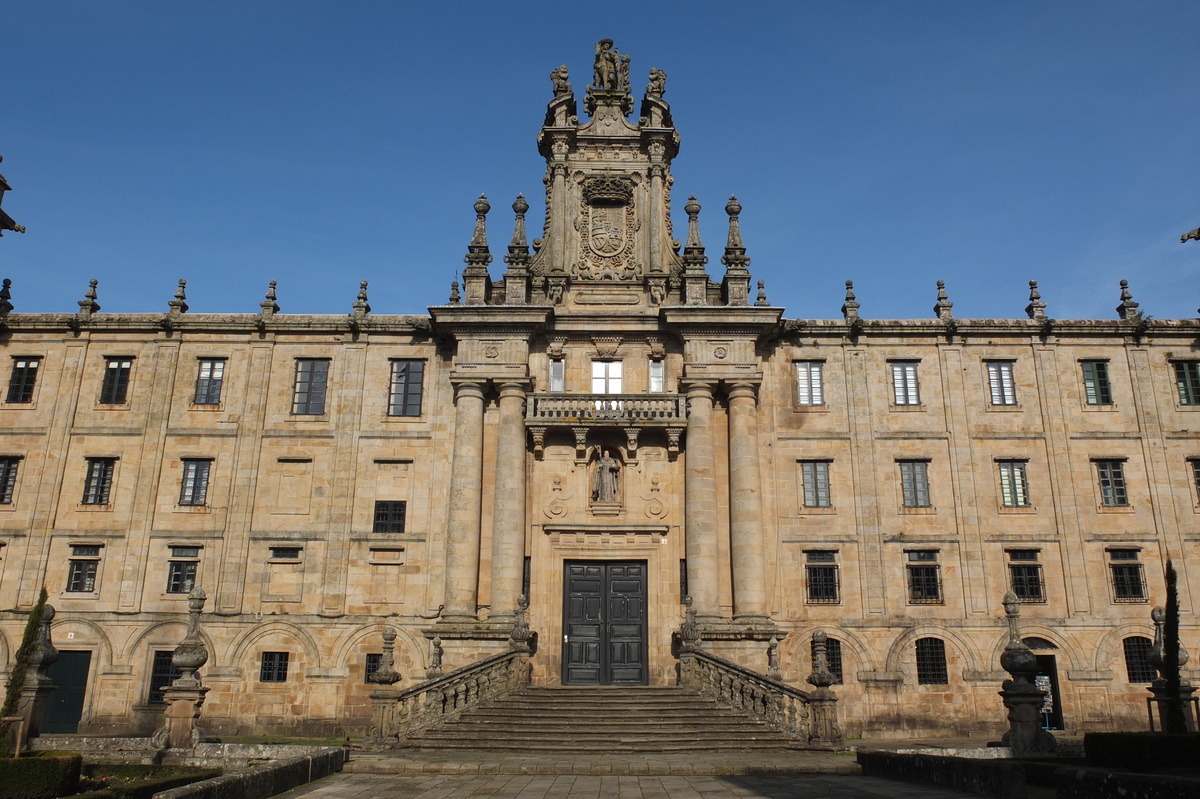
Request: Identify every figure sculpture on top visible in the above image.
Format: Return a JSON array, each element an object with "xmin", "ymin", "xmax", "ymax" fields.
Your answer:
[
  {"xmin": 550, "ymin": 65, "xmax": 571, "ymax": 97},
  {"xmin": 647, "ymin": 68, "xmax": 667, "ymax": 97},
  {"xmin": 593, "ymin": 39, "xmax": 622, "ymax": 90}
]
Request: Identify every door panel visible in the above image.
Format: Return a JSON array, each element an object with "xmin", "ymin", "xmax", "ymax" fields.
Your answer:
[
  {"xmin": 563, "ymin": 561, "xmax": 647, "ymax": 685},
  {"xmin": 43, "ymin": 650, "xmax": 92, "ymax": 734}
]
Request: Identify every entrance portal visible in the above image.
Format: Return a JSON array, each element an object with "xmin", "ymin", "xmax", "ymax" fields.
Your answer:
[
  {"xmin": 562, "ymin": 561, "xmax": 647, "ymax": 686},
  {"xmin": 43, "ymin": 650, "xmax": 92, "ymax": 734}
]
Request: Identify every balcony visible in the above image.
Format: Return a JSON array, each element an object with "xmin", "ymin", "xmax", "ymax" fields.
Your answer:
[{"xmin": 525, "ymin": 394, "xmax": 686, "ymax": 459}]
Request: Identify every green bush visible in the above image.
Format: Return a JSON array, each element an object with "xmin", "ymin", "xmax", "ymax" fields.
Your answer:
[
  {"xmin": 1085, "ymin": 732, "xmax": 1200, "ymax": 772},
  {"xmin": 78, "ymin": 765, "xmax": 220, "ymax": 799},
  {"xmin": 0, "ymin": 752, "xmax": 81, "ymax": 799}
]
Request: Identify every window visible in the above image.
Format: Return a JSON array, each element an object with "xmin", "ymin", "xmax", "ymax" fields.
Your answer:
[
  {"xmin": 178, "ymin": 459, "xmax": 211, "ymax": 506},
  {"xmin": 811, "ymin": 636, "xmax": 844, "ymax": 684},
  {"xmin": 99, "ymin": 357, "xmax": 133, "ymax": 404},
  {"xmin": 269, "ymin": 546, "xmax": 302, "ymax": 560},
  {"xmin": 291, "ymin": 359, "xmax": 329, "ymax": 415},
  {"xmin": 800, "ymin": 461, "xmax": 831, "ymax": 508},
  {"xmin": 649, "ymin": 359, "xmax": 665, "ymax": 393},
  {"xmin": 147, "ymin": 650, "xmax": 182, "ymax": 704},
  {"xmin": 1008, "ymin": 550, "xmax": 1045, "ymax": 602},
  {"xmin": 166, "ymin": 546, "xmax": 200, "ymax": 594},
  {"xmin": 1173, "ymin": 361, "xmax": 1200, "ymax": 406},
  {"xmin": 899, "ymin": 460, "xmax": 931, "ymax": 508},
  {"xmin": 591, "ymin": 360, "xmax": 622, "ymax": 394},
  {"xmin": 1109, "ymin": 548, "xmax": 1146, "ymax": 603},
  {"xmin": 549, "ymin": 358, "xmax": 565, "ymax": 392},
  {"xmin": 66, "ymin": 545, "xmax": 101, "ymax": 593},
  {"xmin": 915, "ymin": 638, "xmax": 948, "ymax": 685},
  {"xmin": 795, "ymin": 361, "xmax": 824, "ymax": 406},
  {"xmin": 259, "ymin": 652, "xmax": 289, "ymax": 683},
  {"xmin": 388, "ymin": 359, "xmax": 424, "ymax": 417},
  {"xmin": 364, "ymin": 653, "xmax": 383, "ymax": 684},
  {"xmin": 193, "ymin": 358, "xmax": 225, "ymax": 405},
  {"xmin": 6, "ymin": 357, "xmax": 41, "ymax": 403},
  {"xmin": 891, "ymin": 361, "xmax": 920, "ymax": 406},
  {"xmin": 987, "ymin": 361, "xmax": 1017, "ymax": 406},
  {"xmin": 804, "ymin": 550, "xmax": 839, "ymax": 604},
  {"xmin": 906, "ymin": 550, "xmax": 942, "ymax": 604},
  {"xmin": 373, "ymin": 500, "xmax": 407, "ymax": 534},
  {"xmin": 82, "ymin": 458, "xmax": 116, "ymax": 505},
  {"xmin": 0, "ymin": 457, "xmax": 18, "ymax": 504},
  {"xmin": 1096, "ymin": 460, "xmax": 1128, "ymax": 507},
  {"xmin": 1123, "ymin": 636, "xmax": 1156, "ymax": 683},
  {"xmin": 1081, "ymin": 360, "xmax": 1113, "ymax": 406},
  {"xmin": 998, "ymin": 460, "xmax": 1030, "ymax": 508},
  {"xmin": 1192, "ymin": 459, "xmax": 1200, "ymax": 504}
]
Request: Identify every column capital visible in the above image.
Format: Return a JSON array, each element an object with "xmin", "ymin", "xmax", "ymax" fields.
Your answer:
[
  {"xmin": 726, "ymin": 382, "xmax": 760, "ymax": 402},
  {"xmin": 680, "ymin": 379, "xmax": 716, "ymax": 399},
  {"xmin": 450, "ymin": 378, "xmax": 488, "ymax": 398},
  {"xmin": 496, "ymin": 379, "xmax": 532, "ymax": 397}
]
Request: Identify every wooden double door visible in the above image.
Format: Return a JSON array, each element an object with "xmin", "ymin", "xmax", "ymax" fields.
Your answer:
[{"xmin": 562, "ymin": 561, "xmax": 648, "ymax": 685}]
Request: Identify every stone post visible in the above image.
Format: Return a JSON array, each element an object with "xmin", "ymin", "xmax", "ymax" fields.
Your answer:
[
  {"xmin": 675, "ymin": 596, "xmax": 702, "ymax": 687},
  {"xmin": 806, "ymin": 631, "xmax": 844, "ymax": 748},
  {"xmin": 727, "ymin": 382, "xmax": 768, "ymax": 623},
  {"xmin": 368, "ymin": 627, "xmax": 402, "ymax": 746},
  {"xmin": 151, "ymin": 587, "xmax": 209, "ymax": 750},
  {"xmin": 490, "ymin": 381, "xmax": 528, "ymax": 624},
  {"xmin": 442, "ymin": 380, "xmax": 486, "ymax": 623},
  {"xmin": 1146, "ymin": 605, "xmax": 1197, "ymax": 732},
  {"xmin": 998, "ymin": 592, "xmax": 1056, "ymax": 755},
  {"xmin": 683, "ymin": 381, "xmax": 720, "ymax": 621},
  {"xmin": 15, "ymin": 604, "xmax": 58, "ymax": 744}
]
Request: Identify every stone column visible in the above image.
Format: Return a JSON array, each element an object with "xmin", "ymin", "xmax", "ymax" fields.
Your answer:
[
  {"xmin": 727, "ymin": 382, "xmax": 768, "ymax": 621},
  {"xmin": 490, "ymin": 381, "xmax": 528, "ymax": 623},
  {"xmin": 442, "ymin": 380, "xmax": 486, "ymax": 623},
  {"xmin": 684, "ymin": 381, "xmax": 720, "ymax": 620}
]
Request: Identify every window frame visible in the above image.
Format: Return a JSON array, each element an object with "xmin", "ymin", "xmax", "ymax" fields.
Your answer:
[
  {"xmin": 915, "ymin": 637, "xmax": 949, "ymax": 685},
  {"xmin": 82, "ymin": 457, "xmax": 116, "ymax": 505},
  {"xmin": 373, "ymin": 500, "xmax": 408, "ymax": 535},
  {"xmin": 1007, "ymin": 550, "xmax": 1045, "ymax": 603},
  {"xmin": 548, "ymin": 358, "xmax": 565, "ymax": 392},
  {"xmin": 1081, "ymin": 360, "xmax": 1113, "ymax": 406},
  {"xmin": 1108, "ymin": 549, "xmax": 1147, "ymax": 603},
  {"xmin": 1122, "ymin": 636, "xmax": 1156, "ymax": 683},
  {"xmin": 178, "ymin": 459, "xmax": 212, "ymax": 507},
  {"xmin": 800, "ymin": 460, "xmax": 832, "ymax": 509},
  {"xmin": 99, "ymin": 357, "xmax": 134, "ymax": 405},
  {"xmin": 1173, "ymin": 361, "xmax": 1200, "ymax": 406},
  {"xmin": 997, "ymin": 460, "xmax": 1031, "ymax": 508},
  {"xmin": 6, "ymin": 357, "xmax": 42, "ymax": 404},
  {"xmin": 1095, "ymin": 459, "xmax": 1129, "ymax": 507},
  {"xmin": 906, "ymin": 550, "xmax": 942, "ymax": 604},
  {"xmin": 66, "ymin": 544, "xmax": 102, "ymax": 593},
  {"xmin": 1191, "ymin": 458, "xmax": 1200, "ymax": 505},
  {"xmin": 165, "ymin": 546, "xmax": 201, "ymax": 594},
  {"xmin": 898, "ymin": 460, "xmax": 932, "ymax": 508},
  {"xmin": 193, "ymin": 358, "xmax": 226, "ymax": 406},
  {"xmin": 591, "ymin": 360, "xmax": 623, "ymax": 395},
  {"xmin": 804, "ymin": 550, "xmax": 840, "ymax": 605},
  {"xmin": 0, "ymin": 456, "xmax": 19, "ymax": 505},
  {"xmin": 259, "ymin": 651, "xmax": 290, "ymax": 683},
  {"xmin": 986, "ymin": 360, "xmax": 1018, "ymax": 406},
  {"xmin": 648, "ymin": 359, "xmax": 665, "ymax": 394},
  {"xmin": 795, "ymin": 361, "xmax": 825, "ymax": 406},
  {"xmin": 890, "ymin": 361, "xmax": 921, "ymax": 406},
  {"xmin": 364, "ymin": 652, "xmax": 383, "ymax": 684},
  {"xmin": 387, "ymin": 359, "xmax": 424, "ymax": 417},
  {"xmin": 291, "ymin": 358, "xmax": 330, "ymax": 416}
]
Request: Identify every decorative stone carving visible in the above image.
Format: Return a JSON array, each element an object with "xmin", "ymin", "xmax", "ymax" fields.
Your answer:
[
  {"xmin": 592, "ymin": 449, "xmax": 621, "ymax": 503},
  {"xmin": 426, "ymin": 636, "xmax": 444, "ymax": 680},
  {"xmin": 168, "ymin": 279, "xmax": 189, "ymax": 315},
  {"xmin": 550, "ymin": 65, "xmax": 571, "ymax": 97},
  {"xmin": 78, "ymin": 279, "xmax": 101, "ymax": 317},
  {"xmin": 998, "ymin": 592, "xmax": 1056, "ymax": 755},
  {"xmin": 646, "ymin": 68, "xmax": 667, "ymax": 98},
  {"xmin": 151, "ymin": 587, "xmax": 210, "ymax": 750},
  {"xmin": 259, "ymin": 280, "xmax": 279, "ymax": 317},
  {"xmin": 352, "ymin": 281, "xmax": 371, "ymax": 318},
  {"xmin": 767, "ymin": 636, "xmax": 782, "ymax": 680},
  {"xmin": 509, "ymin": 594, "xmax": 533, "ymax": 652},
  {"xmin": 371, "ymin": 627, "xmax": 402, "ymax": 686},
  {"xmin": 1116, "ymin": 279, "xmax": 1140, "ymax": 320},
  {"xmin": 591, "ymin": 336, "xmax": 621, "ymax": 358},
  {"xmin": 1146, "ymin": 604, "xmax": 1197, "ymax": 732},
  {"xmin": 1025, "ymin": 280, "xmax": 1046, "ymax": 321},
  {"xmin": 840, "ymin": 280, "xmax": 859, "ymax": 322},
  {"xmin": 806, "ymin": 631, "xmax": 844, "ymax": 747},
  {"xmin": 576, "ymin": 178, "xmax": 638, "ymax": 282},
  {"xmin": 933, "ymin": 280, "xmax": 953, "ymax": 320}
]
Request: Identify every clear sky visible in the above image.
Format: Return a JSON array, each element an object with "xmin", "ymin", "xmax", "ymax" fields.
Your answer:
[{"xmin": 3, "ymin": 1, "xmax": 1198, "ymax": 320}]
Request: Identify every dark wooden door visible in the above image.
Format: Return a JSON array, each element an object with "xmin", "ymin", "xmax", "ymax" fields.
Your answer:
[
  {"xmin": 43, "ymin": 650, "xmax": 92, "ymax": 734},
  {"xmin": 563, "ymin": 561, "xmax": 647, "ymax": 686}
]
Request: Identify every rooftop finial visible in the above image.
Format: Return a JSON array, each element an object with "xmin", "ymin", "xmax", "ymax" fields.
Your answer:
[
  {"xmin": 0, "ymin": 278, "xmax": 12, "ymax": 316},
  {"xmin": 509, "ymin": 194, "xmax": 529, "ymax": 250},
  {"xmin": 462, "ymin": 196, "xmax": 494, "ymax": 305},
  {"xmin": 502, "ymin": 195, "xmax": 532, "ymax": 305},
  {"xmin": 260, "ymin": 279, "xmax": 279, "ymax": 317},
  {"xmin": 1116, "ymin": 279, "xmax": 1140, "ymax": 320},
  {"xmin": 448, "ymin": 280, "xmax": 461, "ymax": 304},
  {"xmin": 1025, "ymin": 279, "xmax": 1047, "ymax": 322},
  {"xmin": 755, "ymin": 280, "xmax": 770, "ymax": 307},
  {"xmin": 168, "ymin": 278, "xmax": 189, "ymax": 315},
  {"xmin": 934, "ymin": 280, "xmax": 953, "ymax": 321},
  {"xmin": 684, "ymin": 196, "xmax": 703, "ymax": 249},
  {"xmin": 78, "ymin": 278, "xmax": 100, "ymax": 317},
  {"xmin": 720, "ymin": 196, "xmax": 751, "ymax": 306},
  {"xmin": 352, "ymin": 280, "xmax": 371, "ymax": 318},
  {"xmin": 841, "ymin": 280, "xmax": 860, "ymax": 321},
  {"xmin": 550, "ymin": 65, "xmax": 572, "ymax": 98}
]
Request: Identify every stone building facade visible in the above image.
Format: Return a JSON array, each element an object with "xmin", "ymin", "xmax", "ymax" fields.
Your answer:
[{"xmin": 0, "ymin": 42, "xmax": 1196, "ymax": 739}]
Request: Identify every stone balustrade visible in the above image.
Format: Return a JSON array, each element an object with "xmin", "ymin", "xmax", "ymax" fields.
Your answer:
[{"xmin": 526, "ymin": 394, "xmax": 686, "ymax": 426}]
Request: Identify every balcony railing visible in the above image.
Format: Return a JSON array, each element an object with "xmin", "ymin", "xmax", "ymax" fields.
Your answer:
[{"xmin": 526, "ymin": 394, "xmax": 686, "ymax": 426}]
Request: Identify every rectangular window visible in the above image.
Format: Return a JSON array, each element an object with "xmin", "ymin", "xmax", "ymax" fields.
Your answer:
[
  {"xmin": 891, "ymin": 361, "xmax": 920, "ymax": 406},
  {"xmin": 899, "ymin": 460, "xmax": 931, "ymax": 508},
  {"xmin": 259, "ymin": 651, "xmax": 289, "ymax": 683},
  {"xmin": 915, "ymin": 638, "xmax": 949, "ymax": 685},
  {"xmin": 804, "ymin": 551, "xmax": 840, "ymax": 604},
  {"xmin": 1096, "ymin": 460, "xmax": 1129, "ymax": 507},
  {"xmin": 291, "ymin": 359, "xmax": 329, "ymax": 415},
  {"xmin": 1192, "ymin": 459, "xmax": 1200, "ymax": 504},
  {"xmin": 1081, "ymin": 360, "xmax": 1113, "ymax": 406},
  {"xmin": 1008, "ymin": 550, "xmax": 1045, "ymax": 602},
  {"xmin": 591, "ymin": 360, "xmax": 622, "ymax": 394},
  {"xmin": 906, "ymin": 550, "xmax": 942, "ymax": 604},
  {"xmin": 1109, "ymin": 549, "xmax": 1147, "ymax": 602},
  {"xmin": 269, "ymin": 546, "xmax": 302, "ymax": 560},
  {"xmin": 1173, "ymin": 361, "xmax": 1200, "ymax": 406},
  {"xmin": 178, "ymin": 459, "xmax": 211, "ymax": 506},
  {"xmin": 388, "ymin": 359, "xmax": 424, "ymax": 417},
  {"xmin": 193, "ymin": 358, "xmax": 225, "ymax": 405},
  {"xmin": 6, "ymin": 357, "xmax": 41, "ymax": 403},
  {"xmin": 99, "ymin": 357, "xmax": 134, "ymax": 404},
  {"xmin": 549, "ymin": 358, "xmax": 565, "ymax": 392},
  {"xmin": 998, "ymin": 460, "xmax": 1030, "ymax": 508},
  {"xmin": 82, "ymin": 458, "xmax": 116, "ymax": 505},
  {"xmin": 373, "ymin": 500, "xmax": 407, "ymax": 534},
  {"xmin": 147, "ymin": 650, "xmax": 182, "ymax": 704},
  {"xmin": 0, "ymin": 457, "xmax": 18, "ymax": 504},
  {"xmin": 166, "ymin": 546, "xmax": 200, "ymax": 594},
  {"xmin": 649, "ymin": 359, "xmax": 665, "ymax": 393},
  {"xmin": 796, "ymin": 361, "xmax": 824, "ymax": 406},
  {"xmin": 800, "ymin": 461, "xmax": 831, "ymax": 508},
  {"xmin": 66, "ymin": 544, "xmax": 101, "ymax": 593},
  {"xmin": 987, "ymin": 361, "xmax": 1017, "ymax": 406},
  {"xmin": 364, "ymin": 653, "xmax": 383, "ymax": 684}
]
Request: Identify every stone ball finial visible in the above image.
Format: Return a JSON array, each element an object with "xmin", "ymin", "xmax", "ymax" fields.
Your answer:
[
  {"xmin": 684, "ymin": 195, "xmax": 700, "ymax": 217},
  {"xmin": 474, "ymin": 194, "xmax": 491, "ymax": 216},
  {"xmin": 1152, "ymin": 605, "xmax": 1166, "ymax": 623},
  {"xmin": 725, "ymin": 196, "xmax": 741, "ymax": 217},
  {"xmin": 513, "ymin": 194, "xmax": 529, "ymax": 216}
]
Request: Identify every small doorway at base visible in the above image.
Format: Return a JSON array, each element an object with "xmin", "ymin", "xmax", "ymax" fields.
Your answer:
[
  {"xmin": 563, "ymin": 561, "xmax": 648, "ymax": 686},
  {"xmin": 43, "ymin": 650, "xmax": 93, "ymax": 734},
  {"xmin": 1033, "ymin": 654, "xmax": 1065, "ymax": 731}
]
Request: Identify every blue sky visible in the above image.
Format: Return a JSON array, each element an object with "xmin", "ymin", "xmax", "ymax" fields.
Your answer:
[{"xmin": 3, "ymin": 1, "xmax": 1198, "ymax": 320}]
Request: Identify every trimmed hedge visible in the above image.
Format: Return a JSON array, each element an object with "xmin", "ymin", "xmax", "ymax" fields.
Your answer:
[
  {"xmin": 74, "ymin": 765, "xmax": 222, "ymax": 799},
  {"xmin": 0, "ymin": 752, "xmax": 82, "ymax": 799},
  {"xmin": 1085, "ymin": 732, "xmax": 1200, "ymax": 773}
]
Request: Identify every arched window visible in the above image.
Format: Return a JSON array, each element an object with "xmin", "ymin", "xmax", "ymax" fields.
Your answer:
[
  {"xmin": 811, "ymin": 636, "xmax": 844, "ymax": 684},
  {"xmin": 915, "ymin": 637, "xmax": 948, "ymax": 685},
  {"xmin": 1123, "ymin": 636, "xmax": 1156, "ymax": 683}
]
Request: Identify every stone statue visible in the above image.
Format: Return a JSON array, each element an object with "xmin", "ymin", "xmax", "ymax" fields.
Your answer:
[
  {"xmin": 593, "ymin": 39, "xmax": 620, "ymax": 90},
  {"xmin": 1183, "ymin": 226, "xmax": 1200, "ymax": 244},
  {"xmin": 647, "ymin": 68, "xmax": 667, "ymax": 97},
  {"xmin": 592, "ymin": 449, "xmax": 621, "ymax": 502},
  {"xmin": 619, "ymin": 54, "xmax": 631, "ymax": 91},
  {"xmin": 551, "ymin": 65, "xmax": 571, "ymax": 97}
]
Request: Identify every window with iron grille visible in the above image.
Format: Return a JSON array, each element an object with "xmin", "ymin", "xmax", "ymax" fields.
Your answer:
[
  {"xmin": 269, "ymin": 546, "xmax": 301, "ymax": 560},
  {"xmin": 66, "ymin": 545, "xmax": 101, "ymax": 593},
  {"xmin": 373, "ymin": 500, "xmax": 407, "ymax": 534},
  {"xmin": 291, "ymin": 359, "xmax": 329, "ymax": 415},
  {"xmin": 987, "ymin": 361, "xmax": 1017, "ymax": 406},
  {"xmin": 82, "ymin": 458, "xmax": 116, "ymax": 505},
  {"xmin": 0, "ymin": 457, "xmax": 18, "ymax": 505},
  {"xmin": 899, "ymin": 460, "xmax": 931, "ymax": 508},
  {"xmin": 259, "ymin": 651, "xmax": 289, "ymax": 683},
  {"xmin": 1174, "ymin": 361, "xmax": 1200, "ymax": 406},
  {"xmin": 99, "ymin": 357, "xmax": 134, "ymax": 404},
  {"xmin": 193, "ymin": 358, "xmax": 225, "ymax": 405},
  {"xmin": 364, "ymin": 653, "xmax": 383, "ymax": 684},
  {"xmin": 906, "ymin": 551, "xmax": 942, "ymax": 604},
  {"xmin": 1123, "ymin": 636, "xmax": 1156, "ymax": 683},
  {"xmin": 1008, "ymin": 550, "xmax": 1045, "ymax": 602},
  {"xmin": 804, "ymin": 551, "xmax": 839, "ymax": 604},
  {"xmin": 166, "ymin": 546, "xmax": 200, "ymax": 594},
  {"xmin": 6, "ymin": 357, "xmax": 41, "ymax": 403},
  {"xmin": 1096, "ymin": 460, "xmax": 1129, "ymax": 506},
  {"xmin": 998, "ymin": 460, "xmax": 1030, "ymax": 507},
  {"xmin": 178, "ymin": 459, "xmax": 211, "ymax": 506},
  {"xmin": 147, "ymin": 650, "xmax": 182, "ymax": 704},
  {"xmin": 891, "ymin": 361, "xmax": 920, "ymax": 406},
  {"xmin": 388, "ymin": 359, "xmax": 424, "ymax": 417},
  {"xmin": 549, "ymin": 358, "xmax": 565, "ymax": 392},
  {"xmin": 649, "ymin": 359, "xmax": 665, "ymax": 393},
  {"xmin": 1081, "ymin": 360, "xmax": 1113, "ymax": 406},
  {"xmin": 1192, "ymin": 459, "xmax": 1200, "ymax": 504},
  {"xmin": 800, "ymin": 461, "xmax": 831, "ymax": 508},
  {"xmin": 915, "ymin": 637, "xmax": 949, "ymax": 685},
  {"xmin": 1108, "ymin": 549, "xmax": 1147, "ymax": 603},
  {"xmin": 796, "ymin": 361, "xmax": 824, "ymax": 406},
  {"xmin": 810, "ymin": 636, "xmax": 844, "ymax": 684}
]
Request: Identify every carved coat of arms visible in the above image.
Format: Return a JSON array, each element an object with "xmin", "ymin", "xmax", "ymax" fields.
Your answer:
[{"xmin": 575, "ymin": 176, "xmax": 638, "ymax": 281}]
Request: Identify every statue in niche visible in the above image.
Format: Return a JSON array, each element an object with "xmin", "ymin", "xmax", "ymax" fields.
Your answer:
[
  {"xmin": 593, "ymin": 39, "xmax": 620, "ymax": 90},
  {"xmin": 592, "ymin": 450, "xmax": 621, "ymax": 503},
  {"xmin": 550, "ymin": 65, "xmax": 571, "ymax": 97}
]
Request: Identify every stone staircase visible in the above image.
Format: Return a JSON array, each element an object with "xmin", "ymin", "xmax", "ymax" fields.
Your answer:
[{"xmin": 405, "ymin": 685, "xmax": 799, "ymax": 753}]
